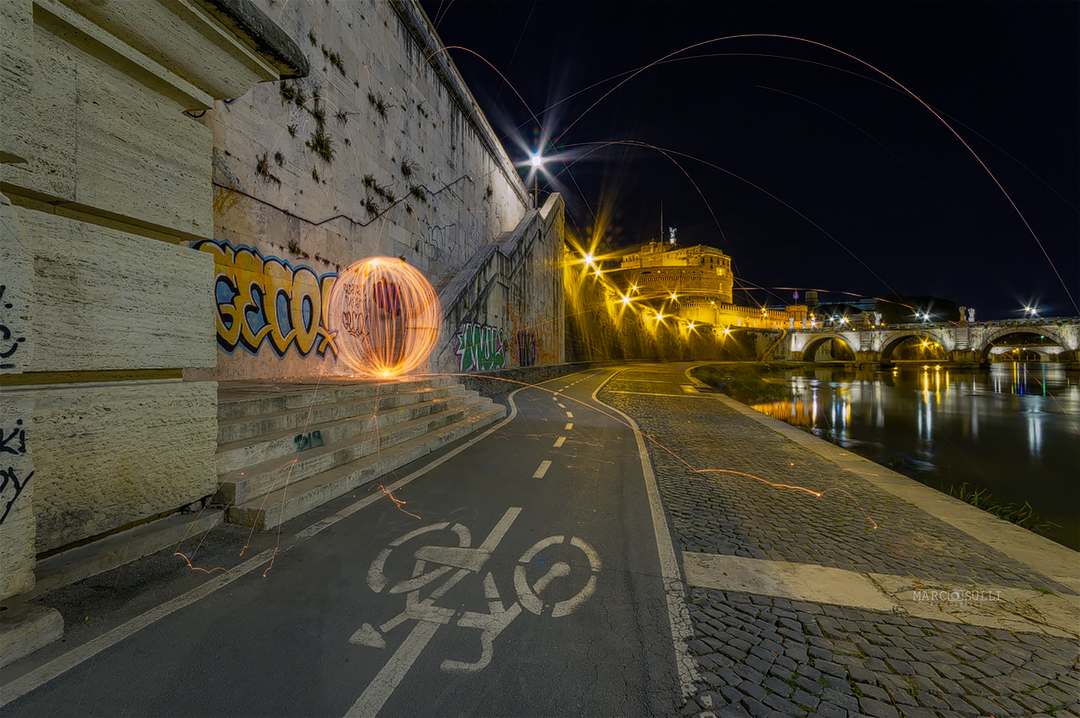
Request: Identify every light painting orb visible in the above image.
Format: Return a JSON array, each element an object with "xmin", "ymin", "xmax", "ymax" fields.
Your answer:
[{"xmin": 328, "ymin": 257, "xmax": 441, "ymax": 378}]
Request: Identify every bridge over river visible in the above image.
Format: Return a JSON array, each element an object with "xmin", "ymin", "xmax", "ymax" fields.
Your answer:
[{"xmin": 785, "ymin": 317, "xmax": 1080, "ymax": 366}]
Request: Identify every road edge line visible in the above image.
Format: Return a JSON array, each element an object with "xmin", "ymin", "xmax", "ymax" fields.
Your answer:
[
  {"xmin": 0, "ymin": 388, "xmax": 526, "ymax": 709},
  {"xmin": 591, "ymin": 371, "xmax": 700, "ymax": 701}
]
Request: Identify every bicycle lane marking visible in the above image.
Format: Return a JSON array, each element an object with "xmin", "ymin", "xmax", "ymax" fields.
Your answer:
[
  {"xmin": 0, "ymin": 386, "xmax": 530, "ymax": 710},
  {"xmin": 590, "ymin": 369, "xmax": 701, "ymax": 700},
  {"xmin": 347, "ymin": 507, "xmax": 603, "ymax": 717}
]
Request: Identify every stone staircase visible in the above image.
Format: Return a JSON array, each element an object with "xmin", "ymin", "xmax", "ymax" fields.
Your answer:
[{"xmin": 212, "ymin": 376, "xmax": 506, "ymax": 529}]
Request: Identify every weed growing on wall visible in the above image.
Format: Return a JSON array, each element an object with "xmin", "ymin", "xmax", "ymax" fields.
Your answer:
[
  {"xmin": 255, "ymin": 153, "xmax": 281, "ymax": 187},
  {"xmin": 367, "ymin": 91, "xmax": 388, "ymax": 119},
  {"xmin": 279, "ymin": 80, "xmax": 295, "ymax": 105},
  {"xmin": 307, "ymin": 126, "xmax": 334, "ymax": 163},
  {"xmin": 408, "ymin": 185, "xmax": 427, "ymax": 203}
]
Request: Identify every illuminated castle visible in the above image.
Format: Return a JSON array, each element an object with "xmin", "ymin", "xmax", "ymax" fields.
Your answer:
[{"xmin": 614, "ymin": 240, "xmax": 806, "ymax": 330}]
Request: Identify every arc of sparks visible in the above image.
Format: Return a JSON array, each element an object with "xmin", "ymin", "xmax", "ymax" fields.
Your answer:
[{"xmin": 554, "ymin": 33, "xmax": 1076, "ymax": 314}]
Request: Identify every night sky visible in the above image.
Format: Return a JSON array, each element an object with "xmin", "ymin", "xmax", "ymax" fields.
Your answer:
[{"xmin": 419, "ymin": 1, "xmax": 1078, "ymax": 319}]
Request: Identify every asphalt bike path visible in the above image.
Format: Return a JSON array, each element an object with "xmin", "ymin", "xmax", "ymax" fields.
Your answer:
[{"xmin": 3, "ymin": 368, "xmax": 682, "ymax": 717}]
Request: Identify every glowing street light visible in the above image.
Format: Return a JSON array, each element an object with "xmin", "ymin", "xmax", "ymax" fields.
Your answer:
[
  {"xmin": 620, "ymin": 295, "xmax": 632, "ymax": 306},
  {"xmin": 582, "ymin": 252, "xmax": 595, "ymax": 266},
  {"xmin": 529, "ymin": 151, "xmax": 544, "ymax": 209},
  {"xmin": 688, "ymin": 322, "xmax": 696, "ymax": 331}
]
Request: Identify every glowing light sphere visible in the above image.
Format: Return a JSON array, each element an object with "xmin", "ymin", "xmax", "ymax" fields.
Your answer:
[{"xmin": 328, "ymin": 257, "xmax": 441, "ymax": 378}]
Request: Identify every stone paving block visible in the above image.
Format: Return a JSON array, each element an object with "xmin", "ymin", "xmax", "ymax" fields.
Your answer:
[
  {"xmin": 821, "ymin": 674, "xmax": 850, "ymax": 694},
  {"xmin": 941, "ymin": 693, "xmax": 980, "ymax": 716},
  {"xmin": 856, "ymin": 683, "xmax": 891, "ymax": 702},
  {"xmin": 746, "ymin": 655, "xmax": 773, "ymax": 675},
  {"xmin": 733, "ymin": 663, "xmax": 766, "ymax": 684},
  {"xmin": 857, "ymin": 696, "xmax": 900, "ymax": 717},
  {"xmin": 741, "ymin": 695, "xmax": 771, "ymax": 718},
  {"xmin": 761, "ymin": 693, "xmax": 807, "ymax": 716},
  {"xmin": 897, "ymin": 707, "xmax": 937, "ymax": 718},
  {"xmin": 824, "ymin": 687, "xmax": 861, "ymax": 712},
  {"xmin": 815, "ymin": 702, "xmax": 847, "ymax": 718},
  {"xmin": 915, "ymin": 690, "xmax": 952, "ymax": 712},
  {"xmin": 884, "ymin": 659, "xmax": 914, "ymax": 675}
]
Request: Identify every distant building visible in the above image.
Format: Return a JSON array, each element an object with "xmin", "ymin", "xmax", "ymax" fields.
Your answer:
[{"xmin": 613, "ymin": 241, "xmax": 806, "ymax": 330}]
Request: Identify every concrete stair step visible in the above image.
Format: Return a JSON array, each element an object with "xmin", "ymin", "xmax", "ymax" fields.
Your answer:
[
  {"xmin": 215, "ymin": 390, "xmax": 476, "ymax": 475},
  {"xmin": 216, "ymin": 376, "xmax": 457, "ymax": 421},
  {"xmin": 216, "ymin": 384, "xmax": 466, "ymax": 445},
  {"xmin": 214, "ymin": 395, "xmax": 495, "ymax": 506},
  {"xmin": 227, "ymin": 404, "xmax": 507, "ymax": 530}
]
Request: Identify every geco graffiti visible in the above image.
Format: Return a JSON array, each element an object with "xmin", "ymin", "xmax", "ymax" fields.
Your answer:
[
  {"xmin": 456, "ymin": 323, "xmax": 509, "ymax": 372},
  {"xmin": 193, "ymin": 240, "xmax": 338, "ymax": 358}
]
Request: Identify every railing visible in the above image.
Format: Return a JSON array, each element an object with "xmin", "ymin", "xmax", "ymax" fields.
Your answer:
[{"xmin": 793, "ymin": 316, "xmax": 1078, "ymax": 333}]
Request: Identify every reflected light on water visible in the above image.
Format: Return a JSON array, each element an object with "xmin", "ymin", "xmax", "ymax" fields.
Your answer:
[{"xmin": 743, "ymin": 363, "xmax": 1079, "ymax": 549}]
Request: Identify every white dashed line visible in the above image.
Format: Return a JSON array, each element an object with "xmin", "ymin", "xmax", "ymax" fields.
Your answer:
[
  {"xmin": 565, "ymin": 411, "xmax": 573, "ymax": 418},
  {"xmin": 564, "ymin": 423, "xmax": 573, "ymax": 430},
  {"xmin": 557, "ymin": 403, "xmax": 566, "ymax": 409},
  {"xmin": 553, "ymin": 436, "xmax": 566, "ymax": 448},
  {"xmin": 532, "ymin": 460, "xmax": 552, "ymax": 478}
]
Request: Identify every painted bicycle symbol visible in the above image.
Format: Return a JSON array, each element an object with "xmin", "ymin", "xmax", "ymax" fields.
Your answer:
[{"xmin": 349, "ymin": 507, "xmax": 600, "ymax": 674}]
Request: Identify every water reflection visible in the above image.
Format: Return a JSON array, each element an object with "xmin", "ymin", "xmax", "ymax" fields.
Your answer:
[{"xmin": 742, "ymin": 364, "xmax": 1079, "ymax": 550}]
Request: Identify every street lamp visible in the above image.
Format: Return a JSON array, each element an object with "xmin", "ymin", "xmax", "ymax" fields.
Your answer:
[{"xmin": 529, "ymin": 151, "xmax": 543, "ymax": 209}]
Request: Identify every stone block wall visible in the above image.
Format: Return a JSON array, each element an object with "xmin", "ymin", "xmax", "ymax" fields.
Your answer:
[
  {"xmin": 435, "ymin": 194, "xmax": 566, "ymax": 374},
  {"xmin": 0, "ymin": 0, "xmax": 302, "ymax": 591},
  {"xmin": 194, "ymin": 0, "xmax": 546, "ymax": 382}
]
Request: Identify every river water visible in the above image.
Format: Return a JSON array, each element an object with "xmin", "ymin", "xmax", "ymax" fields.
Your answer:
[{"xmin": 712, "ymin": 363, "xmax": 1079, "ymax": 550}]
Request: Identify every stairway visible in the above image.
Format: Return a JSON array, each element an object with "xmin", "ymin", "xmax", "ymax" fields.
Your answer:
[
  {"xmin": 759, "ymin": 329, "xmax": 788, "ymax": 361},
  {"xmin": 212, "ymin": 376, "xmax": 506, "ymax": 530}
]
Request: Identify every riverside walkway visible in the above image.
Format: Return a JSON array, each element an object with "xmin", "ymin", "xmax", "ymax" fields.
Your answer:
[
  {"xmin": 600, "ymin": 363, "xmax": 1079, "ymax": 718},
  {"xmin": 2, "ymin": 364, "xmax": 1076, "ymax": 717}
]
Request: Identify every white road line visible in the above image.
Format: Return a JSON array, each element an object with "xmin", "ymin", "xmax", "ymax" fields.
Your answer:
[
  {"xmin": 564, "ymin": 423, "xmax": 573, "ymax": 430},
  {"xmin": 557, "ymin": 403, "xmax": 566, "ymax": 409},
  {"xmin": 592, "ymin": 371, "xmax": 700, "ymax": 700},
  {"xmin": 553, "ymin": 436, "xmax": 566, "ymax": 448},
  {"xmin": 345, "ymin": 620, "xmax": 442, "ymax": 717},
  {"xmin": 0, "ymin": 388, "xmax": 529, "ymax": 710},
  {"xmin": 0, "ymin": 547, "xmax": 276, "ymax": 708},
  {"xmin": 532, "ymin": 460, "xmax": 552, "ymax": 478},
  {"xmin": 565, "ymin": 411, "xmax": 573, "ymax": 418}
]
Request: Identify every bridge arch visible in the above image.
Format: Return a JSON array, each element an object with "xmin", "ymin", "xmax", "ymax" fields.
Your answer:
[
  {"xmin": 977, "ymin": 326, "xmax": 1071, "ymax": 362},
  {"xmin": 880, "ymin": 330, "xmax": 951, "ymax": 363},
  {"xmin": 800, "ymin": 333, "xmax": 857, "ymax": 362}
]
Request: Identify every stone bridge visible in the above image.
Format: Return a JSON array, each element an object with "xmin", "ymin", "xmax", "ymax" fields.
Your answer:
[{"xmin": 786, "ymin": 318, "xmax": 1080, "ymax": 365}]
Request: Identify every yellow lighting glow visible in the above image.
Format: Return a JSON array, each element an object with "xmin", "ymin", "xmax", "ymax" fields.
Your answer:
[
  {"xmin": 688, "ymin": 322, "xmax": 696, "ymax": 330},
  {"xmin": 582, "ymin": 252, "xmax": 595, "ymax": 265},
  {"xmin": 620, "ymin": 295, "xmax": 631, "ymax": 306}
]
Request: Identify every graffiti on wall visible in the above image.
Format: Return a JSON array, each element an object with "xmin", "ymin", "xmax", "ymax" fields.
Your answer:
[
  {"xmin": 193, "ymin": 240, "xmax": 338, "ymax": 358},
  {"xmin": 455, "ymin": 323, "xmax": 509, "ymax": 372},
  {"xmin": 0, "ymin": 418, "xmax": 31, "ymax": 525},
  {"xmin": 516, "ymin": 330, "xmax": 539, "ymax": 367},
  {"xmin": 507, "ymin": 305, "xmax": 558, "ymax": 368},
  {"xmin": 0, "ymin": 285, "xmax": 27, "ymax": 371}
]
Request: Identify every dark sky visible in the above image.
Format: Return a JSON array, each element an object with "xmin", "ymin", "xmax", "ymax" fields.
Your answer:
[{"xmin": 420, "ymin": 1, "xmax": 1079, "ymax": 319}]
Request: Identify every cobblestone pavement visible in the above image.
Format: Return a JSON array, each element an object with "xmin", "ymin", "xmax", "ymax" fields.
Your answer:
[
  {"xmin": 683, "ymin": 589, "xmax": 1078, "ymax": 718},
  {"xmin": 596, "ymin": 365, "xmax": 1079, "ymax": 717}
]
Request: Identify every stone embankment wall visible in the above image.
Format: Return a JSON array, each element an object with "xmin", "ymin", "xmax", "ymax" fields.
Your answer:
[
  {"xmin": 564, "ymin": 257, "xmax": 777, "ymax": 363},
  {"xmin": 191, "ymin": 0, "xmax": 563, "ymax": 382},
  {"xmin": 0, "ymin": 0, "xmax": 303, "ymax": 593}
]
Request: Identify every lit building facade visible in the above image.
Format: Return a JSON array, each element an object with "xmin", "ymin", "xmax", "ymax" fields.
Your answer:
[{"xmin": 613, "ymin": 241, "xmax": 806, "ymax": 330}]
